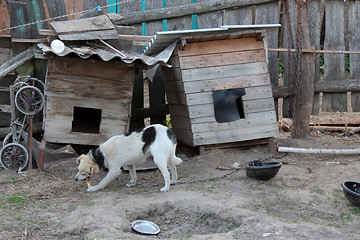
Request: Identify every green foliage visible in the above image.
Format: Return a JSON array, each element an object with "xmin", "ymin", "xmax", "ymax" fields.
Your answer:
[
  {"xmin": 278, "ymin": 58, "xmax": 284, "ymax": 75},
  {"xmin": 165, "ymin": 116, "xmax": 172, "ymax": 128}
]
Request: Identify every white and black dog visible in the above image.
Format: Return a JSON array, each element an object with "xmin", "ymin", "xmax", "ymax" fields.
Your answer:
[{"xmin": 75, "ymin": 124, "xmax": 182, "ymax": 192}]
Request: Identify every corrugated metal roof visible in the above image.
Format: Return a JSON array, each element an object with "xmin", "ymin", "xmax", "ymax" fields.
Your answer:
[
  {"xmin": 144, "ymin": 24, "xmax": 281, "ymax": 56},
  {"xmin": 36, "ymin": 43, "xmax": 172, "ymax": 68}
]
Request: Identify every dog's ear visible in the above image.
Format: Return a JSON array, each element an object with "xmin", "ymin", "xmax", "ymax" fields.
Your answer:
[{"xmin": 76, "ymin": 157, "xmax": 81, "ymax": 165}]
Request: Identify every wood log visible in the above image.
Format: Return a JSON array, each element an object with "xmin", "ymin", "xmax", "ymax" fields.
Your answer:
[
  {"xmin": 278, "ymin": 146, "xmax": 360, "ymax": 155},
  {"xmin": 114, "ymin": 0, "xmax": 277, "ymax": 25}
]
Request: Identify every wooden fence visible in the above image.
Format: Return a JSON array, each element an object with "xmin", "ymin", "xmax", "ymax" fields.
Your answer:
[{"xmin": 1, "ymin": 0, "xmax": 360, "ymax": 129}]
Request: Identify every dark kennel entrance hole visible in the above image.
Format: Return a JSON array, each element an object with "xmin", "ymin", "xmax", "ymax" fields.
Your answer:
[
  {"xmin": 128, "ymin": 202, "xmax": 242, "ymax": 238},
  {"xmin": 72, "ymin": 106, "xmax": 101, "ymax": 134},
  {"xmin": 212, "ymin": 87, "xmax": 246, "ymax": 123}
]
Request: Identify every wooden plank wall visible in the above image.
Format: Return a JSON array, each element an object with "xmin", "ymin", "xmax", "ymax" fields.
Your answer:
[
  {"xmin": 44, "ymin": 57, "xmax": 135, "ymax": 145},
  {"xmin": 164, "ymin": 37, "xmax": 278, "ymax": 146}
]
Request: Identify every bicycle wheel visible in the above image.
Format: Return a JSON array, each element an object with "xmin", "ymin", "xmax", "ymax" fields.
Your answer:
[
  {"xmin": 15, "ymin": 86, "xmax": 45, "ymax": 115},
  {"xmin": 0, "ymin": 143, "xmax": 29, "ymax": 171}
]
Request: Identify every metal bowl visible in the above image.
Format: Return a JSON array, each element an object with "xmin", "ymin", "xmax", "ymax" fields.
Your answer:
[
  {"xmin": 131, "ymin": 220, "xmax": 160, "ymax": 235},
  {"xmin": 341, "ymin": 181, "xmax": 360, "ymax": 206},
  {"xmin": 245, "ymin": 160, "xmax": 282, "ymax": 180}
]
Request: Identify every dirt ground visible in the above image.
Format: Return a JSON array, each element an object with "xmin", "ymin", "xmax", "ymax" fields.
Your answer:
[{"xmin": 1, "ymin": 115, "xmax": 360, "ymax": 239}]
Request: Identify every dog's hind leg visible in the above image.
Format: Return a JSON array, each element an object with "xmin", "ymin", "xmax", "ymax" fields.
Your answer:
[
  {"xmin": 125, "ymin": 165, "xmax": 137, "ymax": 187},
  {"xmin": 168, "ymin": 162, "xmax": 177, "ymax": 184},
  {"xmin": 154, "ymin": 157, "xmax": 171, "ymax": 192},
  {"xmin": 87, "ymin": 169, "xmax": 121, "ymax": 192}
]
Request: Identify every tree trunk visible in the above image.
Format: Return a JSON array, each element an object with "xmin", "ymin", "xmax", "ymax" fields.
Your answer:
[{"xmin": 291, "ymin": 1, "xmax": 315, "ymax": 138}]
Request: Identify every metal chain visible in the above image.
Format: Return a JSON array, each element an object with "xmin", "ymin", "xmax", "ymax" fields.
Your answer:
[{"xmin": 117, "ymin": 154, "xmax": 286, "ymax": 188}]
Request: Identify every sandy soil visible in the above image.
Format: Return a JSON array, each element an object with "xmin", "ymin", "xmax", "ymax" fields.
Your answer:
[{"xmin": 1, "ymin": 120, "xmax": 360, "ymax": 239}]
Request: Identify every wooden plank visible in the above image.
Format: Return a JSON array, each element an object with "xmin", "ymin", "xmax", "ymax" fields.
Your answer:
[
  {"xmin": 178, "ymin": 38, "xmax": 264, "ymax": 57},
  {"xmin": 38, "ymin": 29, "xmax": 56, "ymax": 35},
  {"xmin": 0, "ymin": 46, "xmax": 36, "ymax": 79},
  {"xmin": 64, "ymin": 0, "xmax": 84, "ymax": 20},
  {"xmin": 183, "ymin": 97, "xmax": 275, "ymax": 119},
  {"xmin": 176, "ymin": 74, "xmax": 270, "ymax": 94},
  {"xmin": 223, "ymin": 6, "xmax": 252, "ymax": 25},
  {"xmin": 190, "ymin": 113, "xmax": 277, "ymax": 133},
  {"xmin": 44, "ymin": 118, "xmax": 127, "ymax": 145},
  {"xmin": 273, "ymin": 78, "xmax": 360, "ymax": 98},
  {"xmin": 118, "ymin": 34, "xmax": 153, "ymax": 41},
  {"xmin": 179, "ymin": 49, "xmax": 266, "ymax": 69},
  {"xmin": 255, "ymin": 1, "xmax": 279, "ymax": 89},
  {"xmin": 349, "ymin": 1, "xmax": 360, "ymax": 112},
  {"xmin": 51, "ymin": 14, "xmax": 115, "ymax": 34},
  {"xmin": 181, "ymin": 62, "xmax": 268, "ymax": 82},
  {"xmin": 58, "ymin": 29, "xmax": 120, "ymax": 41},
  {"xmin": 46, "ymin": 58, "xmax": 135, "ymax": 100},
  {"xmin": 168, "ymin": 85, "xmax": 273, "ymax": 106},
  {"xmin": 45, "ymin": 0, "xmax": 67, "ymax": 21},
  {"xmin": 115, "ymin": 0, "xmax": 276, "ymax": 25},
  {"xmin": 11, "ymin": 38, "xmax": 49, "ymax": 43},
  {"xmin": 243, "ymin": 97, "xmax": 275, "ymax": 113},
  {"xmin": 322, "ymin": 0, "xmax": 346, "ymax": 112},
  {"xmin": 179, "ymin": 110, "xmax": 277, "ymax": 125},
  {"xmin": 45, "ymin": 75, "xmax": 133, "ymax": 101},
  {"xmin": 166, "ymin": 0, "xmax": 192, "ymax": 32},
  {"xmin": 44, "ymin": 95, "xmax": 129, "ymax": 119},
  {"xmin": 197, "ymin": 0, "xmax": 222, "ymax": 28},
  {"xmin": 191, "ymin": 124, "xmax": 278, "ymax": 146}
]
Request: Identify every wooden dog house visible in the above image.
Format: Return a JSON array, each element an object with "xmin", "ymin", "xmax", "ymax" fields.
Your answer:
[
  {"xmin": 144, "ymin": 25, "xmax": 280, "ymax": 147},
  {"xmin": 39, "ymin": 43, "xmax": 168, "ymax": 146}
]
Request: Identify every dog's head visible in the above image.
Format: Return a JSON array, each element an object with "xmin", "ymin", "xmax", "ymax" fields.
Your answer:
[{"xmin": 74, "ymin": 154, "xmax": 100, "ymax": 181}]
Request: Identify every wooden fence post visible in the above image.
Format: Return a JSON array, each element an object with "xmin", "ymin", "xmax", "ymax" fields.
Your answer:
[
  {"xmin": 130, "ymin": 70, "xmax": 145, "ymax": 131},
  {"xmin": 291, "ymin": 1, "xmax": 315, "ymax": 138},
  {"xmin": 149, "ymin": 66, "xmax": 166, "ymax": 125}
]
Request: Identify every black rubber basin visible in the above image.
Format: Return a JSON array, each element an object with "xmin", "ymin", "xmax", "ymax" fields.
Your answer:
[
  {"xmin": 341, "ymin": 181, "xmax": 360, "ymax": 206},
  {"xmin": 245, "ymin": 161, "xmax": 282, "ymax": 180}
]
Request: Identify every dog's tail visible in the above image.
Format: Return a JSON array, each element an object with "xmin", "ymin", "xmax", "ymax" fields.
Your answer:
[{"xmin": 171, "ymin": 155, "xmax": 183, "ymax": 166}]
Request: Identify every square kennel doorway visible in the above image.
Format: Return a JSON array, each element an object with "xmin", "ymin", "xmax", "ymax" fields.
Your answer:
[
  {"xmin": 212, "ymin": 86, "xmax": 245, "ymax": 123},
  {"xmin": 72, "ymin": 106, "xmax": 102, "ymax": 134}
]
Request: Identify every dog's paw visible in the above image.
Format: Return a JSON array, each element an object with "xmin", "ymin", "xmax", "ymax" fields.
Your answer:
[
  {"xmin": 160, "ymin": 186, "xmax": 169, "ymax": 192},
  {"xmin": 87, "ymin": 186, "xmax": 99, "ymax": 192},
  {"xmin": 126, "ymin": 182, "xmax": 136, "ymax": 187}
]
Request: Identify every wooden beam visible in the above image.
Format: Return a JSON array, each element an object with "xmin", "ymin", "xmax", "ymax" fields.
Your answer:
[
  {"xmin": 38, "ymin": 29, "xmax": 56, "ymax": 36},
  {"xmin": 12, "ymin": 38, "xmax": 49, "ymax": 43},
  {"xmin": 0, "ymin": 46, "xmax": 36, "ymax": 79},
  {"xmin": 132, "ymin": 41, "xmax": 149, "ymax": 46},
  {"xmin": 118, "ymin": 34, "xmax": 153, "ymax": 41},
  {"xmin": 114, "ymin": 0, "xmax": 277, "ymax": 25},
  {"xmin": 273, "ymin": 78, "xmax": 360, "ymax": 98},
  {"xmin": 268, "ymin": 48, "xmax": 360, "ymax": 54}
]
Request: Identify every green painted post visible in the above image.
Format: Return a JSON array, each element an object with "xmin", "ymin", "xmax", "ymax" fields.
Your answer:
[
  {"xmin": 163, "ymin": 0, "xmax": 167, "ymax": 31},
  {"xmin": 107, "ymin": 0, "xmax": 119, "ymax": 13},
  {"xmin": 191, "ymin": 0, "xmax": 198, "ymax": 29}
]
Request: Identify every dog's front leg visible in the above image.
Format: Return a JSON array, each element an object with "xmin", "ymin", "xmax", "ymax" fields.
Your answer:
[
  {"xmin": 87, "ymin": 169, "xmax": 121, "ymax": 192},
  {"xmin": 125, "ymin": 165, "xmax": 137, "ymax": 187}
]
